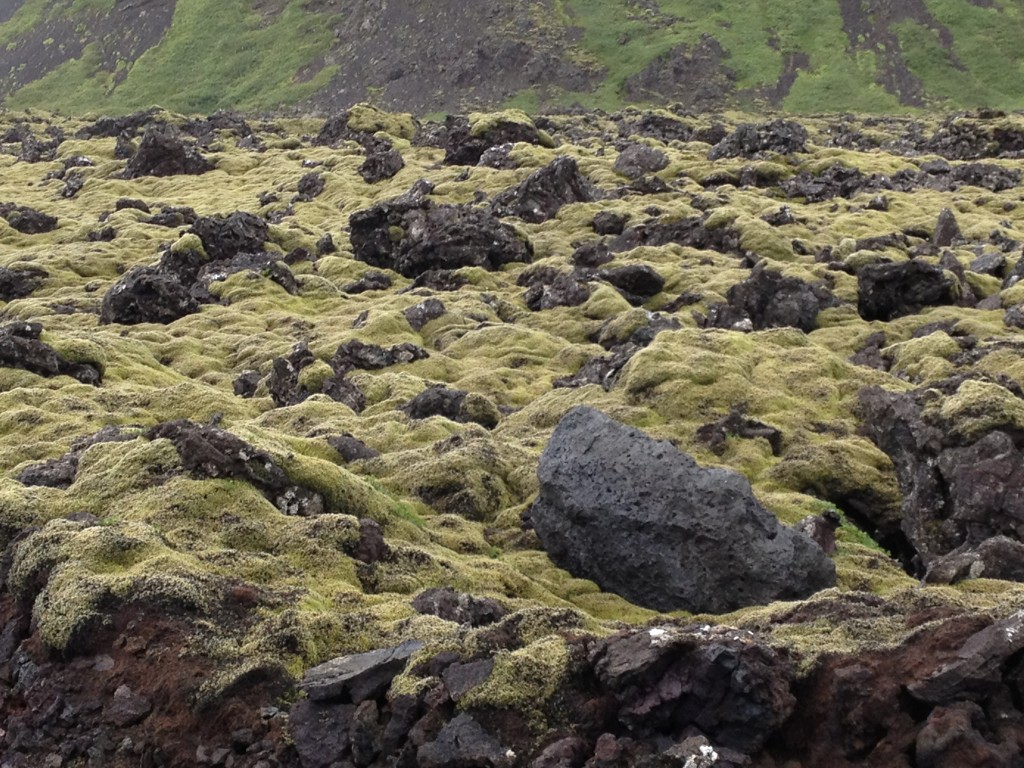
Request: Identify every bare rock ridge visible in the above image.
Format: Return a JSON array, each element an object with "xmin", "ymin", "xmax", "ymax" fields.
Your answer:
[{"xmin": 528, "ymin": 405, "xmax": 836, "ymax": 612}]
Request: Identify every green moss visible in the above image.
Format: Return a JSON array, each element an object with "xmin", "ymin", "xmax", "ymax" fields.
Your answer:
[
  {"xmin": 884, "ymin": 331, "xmax": 961, "ymax": 382},
  {"xmin": 936, "ymin": 379, "xmax": 1024, "ymax": 440},
  {"xmin": 459, "ymin": 635, "xmax": 571, "ymax": 729}
]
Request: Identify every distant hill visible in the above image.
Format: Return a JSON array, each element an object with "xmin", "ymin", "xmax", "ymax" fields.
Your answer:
[{"xmin": 2, "ymin": 0, "xmax": 1024, "ymax": 115}]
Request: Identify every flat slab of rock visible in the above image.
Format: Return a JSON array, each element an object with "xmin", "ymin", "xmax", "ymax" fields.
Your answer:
[
  {"xmin": 529, "ymin": 406, "xmax": 835, "ymax": 613},
  {"xmin": 301, "ymin": 640, "xmax": 423, "ymax": 703}
]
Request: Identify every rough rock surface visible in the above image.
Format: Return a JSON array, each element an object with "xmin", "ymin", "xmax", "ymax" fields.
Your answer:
[
  {"xmin": 123, "ymin": 123, "xmax": 212, "ymax": 178},
  {"xmin": 490, "ymin": 156, "xmax": 599, "ymax": 223},
  {"xmin": 528, "ymin": 406, "xmax": 835, "ymax": 612},
  {"xmin": 858, "ymin": 260, "xmax": 960, "ymax": 321},
  {"xmin": 349, "ymin": 191, "xmax": 533, "ymax": 278},
  {"xmin": 859, "ymin": 378, "xmax": 1024, "ymax": 577}
]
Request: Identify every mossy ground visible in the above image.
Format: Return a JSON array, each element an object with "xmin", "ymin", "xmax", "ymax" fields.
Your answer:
[{"xmin": 2, "ymin": 107, "xmax": 1024, "ymax": 707}]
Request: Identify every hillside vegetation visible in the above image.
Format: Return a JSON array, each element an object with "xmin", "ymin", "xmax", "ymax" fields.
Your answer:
[{"xmin": 2, "ymin": 0, "xmax": 1024, "ymax": 115}]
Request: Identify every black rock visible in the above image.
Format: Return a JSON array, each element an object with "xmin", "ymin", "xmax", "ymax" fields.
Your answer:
[
  {"xmin": 522, "ymin": 270, "xmax": 592, "ymax": 311},
  {"xmin": 528, "ymin": 406, "xmax": 835, "ymax": 613},
  {"xmin": 17, "ymin": 426, "xmax": 132, "ymax": 489},
  {"xmin": 344, "ymin": 271, "xmax": 393, "ymax": 294},
  {"xmin": 592, "ymin": 211, "xmax": 629, "ymax": 236},
  {"xmin": 360, "ymin": 138, "xmax": 405, "ymax": 183},
  {"xmin": 0, "ymin": 266, "xmax": 47, "ymax": 301},
  {"xmin": 124, "ymin": 124, "xmax": 212, "ymax": 178},
  {"xmin": 613, "ymin": 144, "xmax": 669, "ymax": 179},
  {"xmin": 349, "ymin": 193, "xmax": 532, "ymax": 278},
  {"xmin": 934, "ymin": 208, "xmax": 962, "ymax": 248},
  {"xmin": 697, "ymin": 406, "xmax": 784, "ymax": 457},
  {"xmin": 591, "ymin": 625, "xmax": 796, "ymax": 754},
  {"xmin": 402, "ymin": 385, "xmax": 500, "ymax": 429},
  {"xmin": 149, "ymin": 420, "xmax": 325, "ymax": 516},
  {"xmin": 294, "ymin": 172, "xmax": 325, "ymax": 201},
  {"xmin": 411, "ymin": 587, "xmax": 507, "ymax": 627},
  {"xmin": 289, "ymin": 699, "xmax": 355, "ymax": 768},
  {"xmin": 233, "ymin": 370, "xmax": 261, "ymax": 398},
  {"xmin": 100, "ymin": 267, "xmax": 199, "ymax": 325},
  {"xmin": 857, "ymin": 261, "xmax": 959, "ymax": 321},
  {"xmin": 443, "ymin": 114, "xmax": 544, "ymax": 166},
  {"xmin": 329, "ymin": 434, "xmax": 381, "ymax": 463},
  {"xmin": 598, "ymin": 264, "xmax": 665, "ymax": 305},
  {"xmin": 404, "ymin": 298, "xmax": 447, "ymax": 331},
  {"xmin": 490, "ymin": 156, "xmax": 599, "ymax": 223},
  {"xmin": 417, "ymin": 714, "xmax": 511, "ymax": 768},
  {"xmin": 115, "ymin": 198, "xmax": 151, "ymax": 214},
  {"xmin": 709, "ymin": 120, "xmax": 808, "ymax": 159},
  {"xmin": 301, "ymin": 641, "xmax": 424, "ymax": 703},
  {"xmin": 331, "ymin": 340, "xmax": 429, "ymax": 372},
  {"xmin": 0, "ymin": 203, "xmax": 58, "ymax": 234},
  {"xmin": 0, "ymin": 322, "xmax": 101, "ymax": 385},
  {"xmin": 189, "ymin": 212, "xmax": 269, "ymax": 260},
  {"xmin": 715, "ymin": 263, "xmax": 837, "ymax": 332}
]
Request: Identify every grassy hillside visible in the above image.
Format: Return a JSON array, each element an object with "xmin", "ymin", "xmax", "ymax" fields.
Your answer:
[{"xmin": 1, "ymin": 1, "xmax": 1024, "ymax": 118}]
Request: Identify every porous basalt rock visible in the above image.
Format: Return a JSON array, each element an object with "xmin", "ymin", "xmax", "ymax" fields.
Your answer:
[
  {"xmin": 401, "ymin": 385, "xmax": 501, "ymax": 430},
  {"xmin": 612, "ymin": 144, "xmax": 669, "ymax": 179},
  {"xmin": 528, "ymin": 406, "xmax": 835, "ymax": 613},
  {"xmin": 0, "ymin": 265, "xmax": 47, "ymax": 300},
  {"xmin": 359, "ymin": 138, "xmax": 405, "ymax": 183},
  {"xmin": 0, "ymin": 202, "xmax": 58, "ymax": 234},
  {"xmin": 349, "ymin": 193, "xmax": 532, "ymax": 278},
  {"xmin": 859, "ymin": 378, "xmax": 1024, "ymax": 576},
  {"xmin": 123, "ymin": 124, "xmax": 212, "ymax": 178},
  {"xmin": 149, "ymin": 420, "xmax": 325, "ymax": 516},
  {"xmin": 490, "ymin": 156, "xmax": 599, "ymax": 224},
  {"xmin": 442, "ymin": 113, "xmax": 544, "ymax": 166},
  {"xmin": 708, "ymin": 119, "xmax": 808, "ymax": 159},
  {"xmin": 857, "ymin": 260, "xmax": 959, "ymax": 321},
  {"xmin": 188, "ymin": 212, "xmax": 269, "ymax": 260},
  {"xmin": 0, "ymin": 322, "xmax": 102, "ymax": 385},
  {"xmin": 706, "ymin": 262, "xmax": 838, "ymax": 332},
  {"xmin": 100, "ymin": 267, "xmax": 200, "ymax": 325}
]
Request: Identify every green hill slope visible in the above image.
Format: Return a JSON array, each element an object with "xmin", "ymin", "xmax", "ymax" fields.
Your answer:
[{"xmin": 2, "ymin": 0, "xmax": 1024, "ymax": 115}]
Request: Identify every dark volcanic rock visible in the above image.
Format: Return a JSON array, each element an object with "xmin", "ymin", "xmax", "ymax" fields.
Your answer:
[
  {"xmin": 289, "ymin": 699, "xmax": 355, "ymax": 768},
  {"xmin": 443, "ymin": 114, "xmax": 544, "ymax": 166},
  {"xmin": 528, "ymin": 406, "xmax": 835, "ymax": 613},
  {"xmin": 149, "ymin": 420, "xmax": 325, "ymax": 516},
  {"xmin": 100, "ymin": 267, "xmax": 199, "ymax": 325},
  {"xmin": 697, "ymin": 405, "xmax": 784, "ymax": 456},
  {"xmin": 343, "ymin": 270, "xmax": 393, "ymax": 294},
  {"xmin": 404, "ymin": 298, "xmax": 447, "ymax": 331},
  {"xmin": 711, "ymin": 263, "xmax": 838, "ymax": 332},
  {"xmin": 301, "ymin": 641, "xmax": 424, "ymax": 703},
  {"xmin": 925, "ymin": 536, "xmax": 1024, "ymax": 584},
  {"xmin": 612, "ymin": 144, "xmax": 669, "ymax": 179},
  {"xmin": 0, "ymin": 266, "xmax": 47, "ymax": 300},
  {"xmin": 0, "ymin": 321, "xmax": 102, "ymax": 385},
  {"xmin": 360, "ymin": 138, "xmax": 405, "ymax": 183},
  {"xmin": 18, "ymin": 426, "xmax": 132, "ymax": 489},
  {"xmin": 598, "ymin": 264, "xmax": 664, "ymax": 305},
  {"xmin": 124, "ymin": 124, "xmax": 212, "ymax": 178},
  {"xmin": 0, "ymin": 203, "xmax": 58, "ymax": 234},
  {"xmin": 294, "ymin": 171, "xmax": 325, "ymax": 201},
  {"xmin": 411, "ymin": 587, "xmax": 507, "ymax": 627},
  {"xmin": 328, "ymin": 434, "xmax": 381, "ymax": 463},
  {"xmin": 402, "ymin": 385, "xmax": 500, "ymax": 429},
  {"xmin": 857, "ymin": 260, "xmax": 959, "ymax": 321},
  {"xmin": 933, "ymin": 208, "xmax": 962, "ymax": 247},
  {"xmin": 331, "ymin": 339, "xmax": 429, "ymax": 372},
  {"xmin": 349, "ymin": 193, "xmax": 532, "ymax": 278},
  {"xmin": 189, "ymin": 212, "xmax": 269, "ymax": 260},
  {"xmin": 490, "ymin": 156, "xmax": 599, "ymax": 223},
  {"xmin": 591, "ymin": 211, "xmax": 629, "ymax": 236},
  {"xmin": 522, "ymin": 270, "xmax": 592, "ymax": 311},
  {"xmin": 859, "ymin": 379, "xmax": 1024, "ymax": 575},
  {"xmin": 591, "ymin": 624, "xmax": 796, "ymax": 753},
  {"xmin": 709, "ymin": 120, "xmax": 808, "ymax": 159},
  {"xmin": 417, "ymin": 713, "xmax": 511, "ymax": 768}
]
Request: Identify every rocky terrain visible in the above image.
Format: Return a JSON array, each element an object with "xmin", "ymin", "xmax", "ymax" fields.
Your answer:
[
  {"xmin": 1, "ymin": 103, "xmax": 1024, "ymax": 767},
  {"xmin": 2, "ymin": 1, "xmax": 1024, "ymax": 115}
]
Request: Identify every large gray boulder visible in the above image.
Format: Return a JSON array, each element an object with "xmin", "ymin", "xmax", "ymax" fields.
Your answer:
[{"xmin": 529, "ymin": 406, "xmax": 835, "ymax": 613}]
